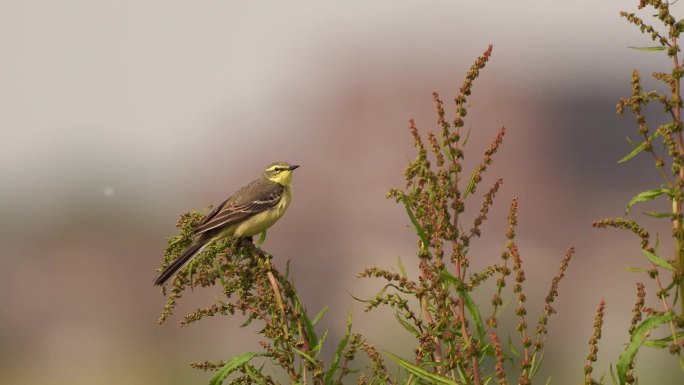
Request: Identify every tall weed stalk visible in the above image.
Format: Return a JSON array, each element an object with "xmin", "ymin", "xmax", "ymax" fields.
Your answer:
[{"xmin": 585, "ymin": 1, "xmax": 684, "ymax": 384}]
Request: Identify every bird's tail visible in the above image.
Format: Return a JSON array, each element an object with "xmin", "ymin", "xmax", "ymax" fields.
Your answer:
[{"xmin": 154, "ymin": 241, "xmax": 208, "ymax": 285}]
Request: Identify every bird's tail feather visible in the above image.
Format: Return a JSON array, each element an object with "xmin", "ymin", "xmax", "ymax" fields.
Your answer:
[{"xmin": 154, "ymin": 241, "xmax": 208, "ymax": 285}]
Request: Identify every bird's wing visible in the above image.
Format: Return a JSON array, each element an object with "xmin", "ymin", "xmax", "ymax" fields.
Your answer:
[
  {"xmin": 197, "ymin": 197, "xmax": 230, "ymax": 228},
  {"xmin": 193, "ymin": 179, "xmax": 285, "ymax": 235}
]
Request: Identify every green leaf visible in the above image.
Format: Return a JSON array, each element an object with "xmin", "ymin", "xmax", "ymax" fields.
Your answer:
[
  {"xmin": 439, "ymin": 139, "xmax": 456, "ymax": 163},
  {"xmin": 240, "ymin": 313, "xmax": 258, "ymax": 328},
  {"xmin": 463, "ymin": 166, "xmax": 482, "ymax": 200},
  {"xmin": 324, "ymin": 309, "xmax": 353, "ymax": 385},
  {"xmin": 210, "ymin": 352, "xmax": 259, "ymax": 385},
  {"xmin": 462, "ymin": 126, "xmax": 473, "ymax": 146},
  {"xmin": 243, "ymin": 364, "xmax": 268, "ymax": 385},
  {"xmin": 507, "ymin": 335, "xmax": 520, "ymax": 357},
  {"xmin": 642, "ymin": 249, "xmax": 675, "ymax": 271},
  {"xmin": 530, "ymin": 351, "xmax": 544, "ymax": 377},
  {"xmin": 481, "ymin": 342, "xmax": 496, "ymax": 358},
  {"xmin": 643, "ymin": 331, "xmax": 684, "ymax": 348},
  {"xmin": 626, "ymin": 187, "xmax": 668, "ymax": 214},
  {"xmin": 394, "ymin": 312, "xmax": 420, "ymax": 336},
  {"xmin": 625, "ymin": 136, "xmax": 639, "ymax": 147},
  {"xmin": 401, "ymin": 196, "xmax": 429, "ymax": 250},
  {"xmin": 295, "ymin": 298, "xmax": 319, "ymax": 348},
  {"xmin": 609, "ymin": 364, "xmax": 618, "ymax": 385},
  {"xmin": 293, "ymin": 348, "xmax": 318, "ymax": 365},
  {"xmin": 455, "ymin": 363, "xmax": 468, "ymax": 384},
  {"xmin": 397, "ymin": 256, "xmax": 408, "ymax": 278},
  {"xmin": 385, "ymin": 352, "xmax": 461, "ymax": 385},
  {"xmin": 627, "ymin": 46, "xmax": 667, "ymax": 51},
  {"xmin": 641, "ymin": 211, "xmax": 674, "ymax": 218},
  {"xmin": 313, "ymin": 328, "xmax": 329, "ymax": 355},
  {"xmin": 624, "ymin": 267, "xmax": 650, "ymax": 273},
  {"xmin": 312, "ymin": 306, "xmax": 329, "ymax": 326},
  {"xmin": 440, "ymin": 269, "xmax": 486, "ymax": 342},
  {"xmin": 618, "ymin": 131, "xmax": 659, "ymax": 164},
  {"xmin": 616, "ymin": 312, "xmax": 675, "ymax": 384}
]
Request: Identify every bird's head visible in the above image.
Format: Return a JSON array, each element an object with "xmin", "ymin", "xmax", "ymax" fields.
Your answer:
[{"xmin": 263, "ymin": 161, "xmax": 299, "ymax": 186}]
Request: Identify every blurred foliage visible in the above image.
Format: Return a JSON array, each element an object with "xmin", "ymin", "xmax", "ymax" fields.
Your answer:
[{"xmin": 588, "ymin": 1, "xmax": 684, "ymax": 384}]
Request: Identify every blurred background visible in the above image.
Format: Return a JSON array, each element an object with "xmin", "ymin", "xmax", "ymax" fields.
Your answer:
[{"xmin": 1, "ymin": 0, "xmax": 682, "ymax": 384}]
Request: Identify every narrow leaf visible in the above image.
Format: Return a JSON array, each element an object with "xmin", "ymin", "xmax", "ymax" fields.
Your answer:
[
  {"xmin": 627, "ymin": 46, "xmax": 667, "ymax": 51},
  {"xmin": 312, "ymin": 306, "xmax": 329, "ymax": 326},
  {"xmin": 293, "ymin": 348, "xmax": 318, "ymax": 365},
  {"xmin": 386, "ymin": 352, "xmax": 460, "ymax": 385},
  {"xmin": 609, "ymin": 364, "xmax": 618, "ymax": 385},
  {"xmin": 463, "ymin": 166, "xmax": 482, "ymax": 199},
  {"xmin": 626, "ymin": 187, "xmax": 668, "ymax": 214},
  {"xmin": 210, "ymin": 352, "xmax": 259, "ymax": 385},
  {"xmin": 618, "ymin": 131, "xmax": 659, "ymax": 164},
  {"xmin": 439, "ymin": 139, "xmax": 456, "ymax": 163},
  {"xmin": 313, "ymin": 328, "xmax": 329, "ymax": 355},
  {"xmin": 462, "ymin": 126, "xmax": 473, "ymax": 146},
  {"xmin": 394, "ymin": 312, "xmax": 419, "ymax": 336},
  {"xmin": 530, "ymin": 351, "xmax": 544, "ymax": 377},
  {"xmin": 625, "ymin": 136, "xmax": 639, "ymax": 147},
  {"xmin": 643, "ymin": 331, "xmax": 684, "ymax": 348},
  {"xmin": 397, "ymin": 256, "xmax": 408, "ymax": 278},
  {"xmin": 642, "ymin": 249, "xmax": 675, "ymax": 271},
  {"xmin": 243, "ymin": 365, "xmax": 268, "ymax": 385},
  {"xmin": 324, "ymin": 309, "xmax": 353, "ymax": 384},
  {"xmin": 402, "ymin": 197, "xmax": 429, "ymax": 249},
  {"xmin": 624, "ymin": 267, "xmax": 650, "ymax": 273},
  {"xmin": 616, "ymin": 312, "xmax": 675, "ymax": 384},
  {"xmin": 641, "ymin": 211, "xmax": 674, "ymax": 218},
  {"xmin": 296, "ymin": 299, "xmax": 318, "ymax": 348},
  {"xmin": 456, "ymin": 364, "xmax": 468, "ymax": 384},
  {"xmin": 440, "ymin": 269, "xmax": 486, "ymax": 342},
  {"xmin": 508, "ymin": 335, "xmax": 520, "ymax": 357}
]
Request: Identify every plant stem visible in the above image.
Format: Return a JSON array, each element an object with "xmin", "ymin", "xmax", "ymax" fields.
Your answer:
[
  {"xmin": 266, "ymin": 270, "xmax": 289, "ymax": 338},
  {"xmin": 672, "ymin": 32, "xmax": 684, "ymax": 316}
]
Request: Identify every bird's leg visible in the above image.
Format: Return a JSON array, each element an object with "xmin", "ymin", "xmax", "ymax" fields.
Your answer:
[
  {"xmin": 238, "ymin": 236, "xmax": 254, "ymax": 248},
  {"xmin": 239, "ymin": 236, "xmax": 271, "ymax": 260}
]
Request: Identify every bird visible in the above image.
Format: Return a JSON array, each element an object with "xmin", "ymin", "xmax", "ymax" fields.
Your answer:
[{"xmin": 154, "ymin": 161, "xmax": 299, "ymax": 286}]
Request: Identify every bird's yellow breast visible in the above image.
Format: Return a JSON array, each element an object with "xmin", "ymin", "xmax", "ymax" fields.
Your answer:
[{"xmin": 230, "ymin": 186, "xmax": 292, "ymax": 237}]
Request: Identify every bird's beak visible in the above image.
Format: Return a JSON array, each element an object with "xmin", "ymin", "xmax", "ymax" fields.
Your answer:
[{"xmin": 288, "ymin": 164, "xmax": 300, "ymax": 170}]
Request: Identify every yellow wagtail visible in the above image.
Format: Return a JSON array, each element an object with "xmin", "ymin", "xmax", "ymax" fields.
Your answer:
[{"xmin": 154, "ymin": 161, "xmax": 299, "ymax": 285}]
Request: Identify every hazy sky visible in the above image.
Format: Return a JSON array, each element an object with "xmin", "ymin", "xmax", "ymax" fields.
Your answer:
[{"xmin": 1, "ymin": 1, "xmax": 681, "ymax": 384}]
